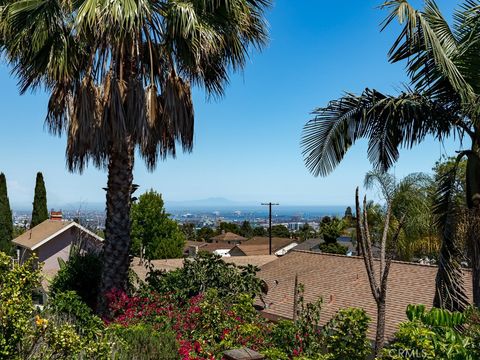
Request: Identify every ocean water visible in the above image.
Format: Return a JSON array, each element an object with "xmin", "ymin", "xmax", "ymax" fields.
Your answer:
[{"xmin": 166, "ymin": 205, "xmax": 349, "ymax": 221}]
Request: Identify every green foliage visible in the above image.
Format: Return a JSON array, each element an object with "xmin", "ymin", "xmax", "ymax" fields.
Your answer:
[
  {"xmin": 380, "ymin": 305, "xmax": 479, "ymax": 360},
  {"xmin": 0, "ymin": 251, "xmax": 40, "ymax": 358},
  {"xmin": 299, "ymin": 223, "xmax": 316, "ymax": 241},
  {"xmin": 318, "ymin": 242, "xmax": 348, "ymax": 255},
  {"xmin": 253, "ymin": 226, "xmax": 268, "ymax": 236},
  {"xmin": 197, "ymin": 226, "xmax": 214, "ymax": 242},
  {"xmin": 50, "ymin": 252, "xmax": 102, "ymax": 310},
  {"xmin": 261, "ymin": 348, "xmax": 290, "ymax": 360},
  {"xmin": 131, "ymin": 190, "xmax": 185, "ymax": 260},
  {"xmin": 323, "ymin": 308, "xmax": 370, "ymax": 360},
  {"xmin": 0, "ymin": 251, "xmax": 110, "ymax": 359},
  {"xmin": 271, "ymin": 224, "xmax": 291, "ymax": 238},
  {"xmin": 48, "ymin": 291, "xmax": 104, "ymax": 333},
  {"xmin": 320, "ymin": 217, "xmax": 344, "ymax": 244},
  {"xmin": 239, "ymin": 220, "xmax": 253, "ymax": 238},
  {"xmin": 0, "ymin": 173, "xmax": 13, "ymax": 254},
  {"xmin": 31, "ymin": 172, "xmax": 48, "ymax": 228},
  {"xmin": 180, "ymin": 222, "xmax": 196, "ymax": 241},
  {"xmin": 432, "ymin": 157, "xmax": 467, "ymax": 208},
  {"xmin": 216, "ymin": 222, "xmax": 240, "ymax": 235},
  {"xmin": 269, "ymin": 320, "xmax": 303, "ymax": 357},
  {"xmin": 109, "ymin": 323, "xmax": 179, "ymax": 360},
  {"xmin": 145, "ymin": 252, "xmax": 263, "ymax": 300}
]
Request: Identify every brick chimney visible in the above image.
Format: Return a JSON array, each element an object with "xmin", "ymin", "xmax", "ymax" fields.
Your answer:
[{"xmin": 50, "ymin": 210, "xmax": 63, "ymax": 221}]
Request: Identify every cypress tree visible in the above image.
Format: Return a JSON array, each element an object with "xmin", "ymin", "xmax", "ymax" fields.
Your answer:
[
  {"xmin": 31, "ymin": 172, "xmax": 49, "ymax": 227},
  {"xmin": 0, "ymin": 173, "xmax": 13, "ymax": 253}
]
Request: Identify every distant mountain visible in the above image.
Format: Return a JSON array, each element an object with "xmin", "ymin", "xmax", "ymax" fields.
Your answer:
[{"xmin": 165, "ymin": 197, "xmax": 250, "ymax": 208}]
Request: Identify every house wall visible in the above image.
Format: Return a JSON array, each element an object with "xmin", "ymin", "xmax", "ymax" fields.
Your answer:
[{"xmin": 36, "ymin": 228, "xmax": 74, "ymax": 271}]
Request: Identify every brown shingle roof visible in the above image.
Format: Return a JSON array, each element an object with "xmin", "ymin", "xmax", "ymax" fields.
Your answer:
[
  {"xmin": 232, "ymin": 237, "xmax": 296, "ymax": 256},
  {"xmin": 210, "ymin": 232, "xmax": 246, "ymax": 242},
  {"xmin": 12, "ymin": 220, "xmax": 74, "ymax": 250},
  {"xmin": 11, "ymin": 219, "xmax": 103, "ymax": 251},
  {"xmin": 201, "ymin": 243, "xmax": 235, "ymax": 253},
  {"xmin": 258, "ymin": 250, "xmax": 473, "ymax": 341}
]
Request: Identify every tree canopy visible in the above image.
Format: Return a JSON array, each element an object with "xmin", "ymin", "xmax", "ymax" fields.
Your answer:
[
  {"xmin": 131, "ymin": 190, "xmax": 185, "ymax": 260},
  {"xmin": 0, "ymin": 173, "xmax": 13, "ymax": 253},
  {"xmin": 31, "ymin": 172, "xmax": 48, "ymax": 228}
]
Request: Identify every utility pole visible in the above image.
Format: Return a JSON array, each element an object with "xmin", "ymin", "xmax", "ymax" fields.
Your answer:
[{"xmin": 261, "ymin": 202, "xmax": 279, "ymax": 255}]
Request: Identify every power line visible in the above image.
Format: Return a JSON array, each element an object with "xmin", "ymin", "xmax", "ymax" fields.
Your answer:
[{"xmin": 261, "ymin": 202, "xmax": 279, "ymax": 255}]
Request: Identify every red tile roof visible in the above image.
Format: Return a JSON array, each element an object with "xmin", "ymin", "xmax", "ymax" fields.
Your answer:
[{"xmin": 258, "ymin": 250, "xmax": 473, "ymax": 341}]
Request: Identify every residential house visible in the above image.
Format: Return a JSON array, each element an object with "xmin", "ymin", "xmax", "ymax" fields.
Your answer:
[
  {"xmin": 210, "ymin": 231, "xmax": 246, "ymax": 245},
  {"xmin": 257, "ymin": 250, "xmax": 473, "ymax": 341},
  {"xmin": 229, "ymin": 236, "xmax": 297, "ymax": 256},
  {"xmin": 12, "ymin": 215, "xmax": 103, "ymax": 278}
]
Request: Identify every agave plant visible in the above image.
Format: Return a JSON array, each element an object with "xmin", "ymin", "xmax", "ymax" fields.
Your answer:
[
  {"xmin": 0, "ymin": 0, "xmax": 270, "ymax": 312},
  {"xmin": 301, "ymin": 0, "xmax": 480, "ymax": 309}
]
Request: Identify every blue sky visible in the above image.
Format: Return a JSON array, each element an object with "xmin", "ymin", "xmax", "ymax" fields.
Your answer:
[{"xmin": 0, "ymin": 0, "xmax": 464, "ymax": 209}]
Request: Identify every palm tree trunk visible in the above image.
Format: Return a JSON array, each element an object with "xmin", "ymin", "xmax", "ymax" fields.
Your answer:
[
  {"xmin": 468, "ymin": 141, "xmax": 480, "ymax": 307},
  {"xmin": 97, "ymin": 139, "xmax": 134, "ymax": 315},
  {"xmin": 470, "ymin": 207, "xmax": 480, "ymax": 307}
]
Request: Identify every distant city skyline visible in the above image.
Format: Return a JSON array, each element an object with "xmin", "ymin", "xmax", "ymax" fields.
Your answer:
[{"xmin": 0, "ymin": 1, "xmax": 462, "ymax": 209}]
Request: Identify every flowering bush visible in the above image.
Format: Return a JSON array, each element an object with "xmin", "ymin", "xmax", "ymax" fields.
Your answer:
[{"xmin": 106, "ymin": 288, "xmax": 273, "ymax": 359}]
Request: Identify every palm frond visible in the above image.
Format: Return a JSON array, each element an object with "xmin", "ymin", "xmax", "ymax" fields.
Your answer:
[
  {"xmin": 381, "ymin": 0, "xmax": 475, "ymax": 104},
  {"xmin": 301, "ymin": 89, "xmax": 456, "ymax": 177},
  {"xmin": 364, "ymin": 170, "xmax": 396, "ymax": 202},
  {"xmin": 432, "ymin": 153, "xmax": 470, "ymax": 311}
]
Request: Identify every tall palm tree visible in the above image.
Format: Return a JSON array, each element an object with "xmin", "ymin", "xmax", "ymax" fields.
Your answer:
[
  {"xmin": 301, "ymin": 0, "xmax": 480, "ymax": 309},
  {"xmin": 0, "ymin": 0, "xmax": 270, "ymax": 312}
]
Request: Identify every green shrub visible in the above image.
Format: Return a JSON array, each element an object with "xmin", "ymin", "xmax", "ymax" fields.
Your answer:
[
  {"xmin": 380, "ymin": 305, "xmax": 477, "ymax": 360},
  {"xmin": 318, "ymin": 242, "xmax": 348, "ymax": 255},
  {"xmin": 0, "ymin": 252, "xmax": 111, "ymax": 359},
  {"xmin": 261, "ymin": 348, "xmax": 290, "ymax": 360},
  {"xmin": 109, "ymin": 323, "xmax": 179, "ymax": 360},
  {"xmin": 323, "ymin": 308, "xmax": 370, "ymax": 360},
  {"xmin": 144, "ymin": 252, "xmax": 263, "ymax": 300},
  {"xmin": 50, "ymin": 252, "xmax": 102, "ymax": 310},
  {"xmin": 0, "ymin": 251, "xmax": 41, "ymax": 358},
  {"xmin": 48, "ymin": 290, "xmax": 104, "ymax": 334}
]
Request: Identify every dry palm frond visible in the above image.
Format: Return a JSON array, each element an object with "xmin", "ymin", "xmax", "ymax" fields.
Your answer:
[
  {"xmin": 125, "ymin": 78, "xmax": 146, "ymax": 142},
  {"xmin": 163, "ymin": 72, "xmax": 194, "ymax": 152},
  {"xmin": 102, "ymin": 72, "xmax": 127, "ymax": 149},
  {"xmin": 145, "ymin": 84, "xmax": 159, "ymax": 127},
  {"xmin": 67, "ymin": 76, "xmax": 99, "ymax": 172},
  {"xmin": 45, "ymin": 83, "xmax": 71, "ymax": 136}
]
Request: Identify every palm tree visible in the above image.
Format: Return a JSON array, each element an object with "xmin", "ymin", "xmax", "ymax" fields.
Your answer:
[
  {"xmin": 364, "ymin": 170, "xmax": 439, "ymax": 262},
  {"xmin": 301, "ymin": 0, "xmax": 480, "ymax": 309},
  {"xmin": 1, "ymin": 0, "xmax": 270, "ymax": 312}
]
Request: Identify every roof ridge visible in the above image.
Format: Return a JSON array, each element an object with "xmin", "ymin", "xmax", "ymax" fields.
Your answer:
[{"xmin": 291, "ymin": 249, "xmax": 473, "ymax": 271}]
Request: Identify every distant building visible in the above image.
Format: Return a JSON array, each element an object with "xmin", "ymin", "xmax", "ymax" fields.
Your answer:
[
  {"xmin": 228, "ymin": 236, "xmax": 297, "ymax": 256},
  {"xmin": 184, "ymin": 240, "xmax": 234, "ymax": 257},
  {"xmin": 210, "ymin": 231, "xmax": 246, "ymax": 245}
]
